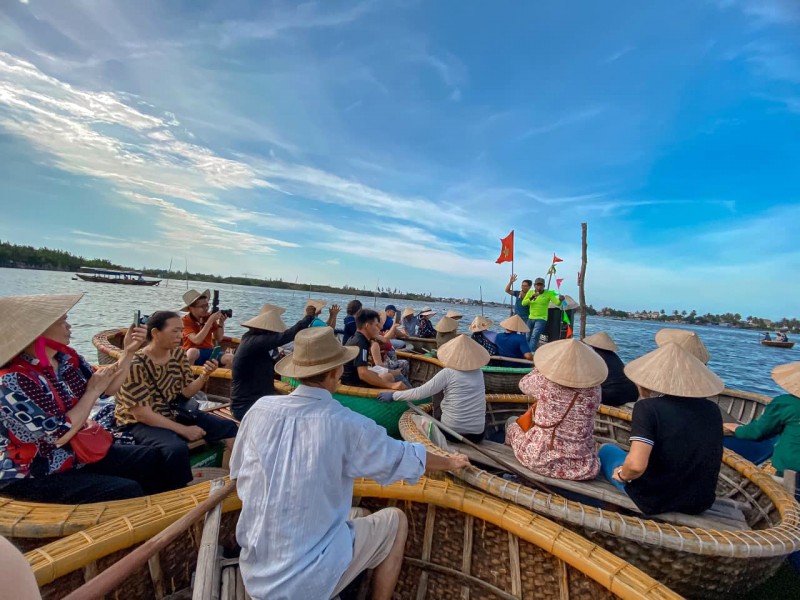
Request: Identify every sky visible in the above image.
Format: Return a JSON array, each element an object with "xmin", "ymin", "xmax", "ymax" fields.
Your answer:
[{"xmin": 0, "ymin": 0, "xmax": 798, "ymax": 319}]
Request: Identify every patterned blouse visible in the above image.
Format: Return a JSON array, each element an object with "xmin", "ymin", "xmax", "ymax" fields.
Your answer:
[
  {"xmin": 471, "ymin": 332, "xmax": 498, "ymax": 356},
  {"xmin": 0, "ymin": 351, "xmax": 96, "ymax": 484},
  {"xmin": 115, "ymin": 349, "xmax": 194, "ymax": 426},
  {"xmin": 416, "ymin": 316, "xmax": 435, "ymax": 339},
  {"xmin": 506, "ymin": 369, "xmax": 601, "ymax": 480}
]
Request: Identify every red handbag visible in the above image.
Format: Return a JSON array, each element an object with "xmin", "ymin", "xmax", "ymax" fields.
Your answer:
[{"xmin": 69, "ymin": 420, "xmax": 113, "ymax": 464}]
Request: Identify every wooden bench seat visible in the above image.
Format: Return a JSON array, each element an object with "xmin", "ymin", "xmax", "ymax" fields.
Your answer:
[{"xmin": 450, "ymin": 439, "xmax": 750, "ymax": 531}]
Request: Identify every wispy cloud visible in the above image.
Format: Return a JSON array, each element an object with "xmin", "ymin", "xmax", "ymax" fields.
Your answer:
[
  {"xmin": 517, "ymin": 106, "xmax": 606, "ymax": 140},
  {"xmin": 717, "ymin": 0, "xmax": 800, "ymax": 25},
  {"xmin": 602, "ymin": 46, "xmax": 635, "ymax": 63}
]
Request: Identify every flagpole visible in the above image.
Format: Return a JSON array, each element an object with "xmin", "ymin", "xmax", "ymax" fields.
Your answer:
[
  {"xmin": 546, "ymin": 252, "xmax": 554, "ymax": 290},
  {"xmin": 579, "ymin": 223, "xmax": 588, "ymax": 339},
  {"xmin": 510, "ymin": 255, "xmax": 515, "ymax": 316}
]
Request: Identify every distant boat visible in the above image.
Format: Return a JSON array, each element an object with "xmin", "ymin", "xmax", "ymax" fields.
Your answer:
[
  {"xmin": 761, "ymin": 340, "xmax": 795, "ymax": 349},
  {"xmin": 75, "ymin": 266, "xmax": 161, "ymax": 286}
]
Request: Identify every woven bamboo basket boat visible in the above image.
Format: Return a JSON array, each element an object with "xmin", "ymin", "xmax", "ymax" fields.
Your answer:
[
  {"xmin": 93, "ymin": 327, "xmax": 238, "ymax": 398},
  {"xmin": 404, "ymin": 335, "xmax": 438, "ymax": 352},
  {"xmin": 482, "ymin": 365, "xmax": 531, "ymax": 394},
  {"xmin": 28, "ymin": 477, "xmax": 681, "ymax": 600},
  {"xmin": 399, "ymin": 402, "xmax": 800, "ymax": 599}
]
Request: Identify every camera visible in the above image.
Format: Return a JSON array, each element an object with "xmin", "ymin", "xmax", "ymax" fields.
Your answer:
[{"xmin": 212, "ymin": 290, "xmax": 233, "ymax": 318}]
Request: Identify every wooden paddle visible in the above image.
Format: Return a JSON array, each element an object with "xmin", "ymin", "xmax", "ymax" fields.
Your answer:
[
  {"xmin": 488, "ymin": 355, "xmax": 533, "ymax": 366},
  {"xmin": 404, "ymin": 401, "xmax": 556, "ymax": 495},
  {"xmin": 62, "ymin": 478, "xmax": 236, "ymax": 600}
]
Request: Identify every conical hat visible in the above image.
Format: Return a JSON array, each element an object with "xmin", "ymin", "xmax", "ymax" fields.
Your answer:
[
  {"xmin": 582, "ymin": 331, "xmax": 618, "ymax": 352},
  {"xmin": 434, "ymin": 316, "xmax": 459, "ymax": 333},
  {"xmin": 655, "ymin": 328, "xmax": 710, "ymax": 364},
  {"xmin": 499, "ymin": 315, "xmax": 529, "ymax": 333},
  {"xmin": 469, "ymin": 316, "xmax": 493, "ymax": 332},
  {"xmin": 772, "ymin": 362, "xmax": 800, "ymax": 397},
  {"xmin": 180, "ymin": 289, "xmax": 210, "ymax": 312},
  {"xmin": 259, "ymin": 303, "xmax": 286, "ymax": 315},
  {"xmin": 0, "ymin": 294, "xmax": 84, "ymax": 367},
  {"xmin": 241, "ymin": 310, "xmax": 288, "ymax": 332},
  {"xmin": 275, "ymin": 327, "xmax": 359, "ymax": 379},
  {"xmin": 305, "ymin": 298, "xmax": 326, "ymax": 312},
  {"xmin": 437, "ymin": 334, "xmax": 490, "ymax": 371},
  {"xmin": 624, "ymin": 342, "xmax": 724, "ymax": 398},
  {"xmin": 533, "ymin": 338, "xmax": 608, "ymax": 388},
  {"xmin": 445, "ymin": 309, "xmax": 463, "ymax": 320},
  {"xmin": 401, "ymin": 307, "xmax": 415, "ymax": 318}
]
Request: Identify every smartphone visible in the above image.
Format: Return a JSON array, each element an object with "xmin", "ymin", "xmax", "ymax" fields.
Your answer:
[
  {"xmin": 209, "ymin": 345, "xmax": 223, "ymax": 362},
  {"xmin": 133, "ymin": 310, "xmax": 141, "ymax": 327}
]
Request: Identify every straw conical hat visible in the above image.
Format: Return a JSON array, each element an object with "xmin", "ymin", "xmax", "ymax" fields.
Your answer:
[
  {"xmin": 0, "ymin": 294, "xmax": 84, "ymax": 367},
  {"xmin": 241, "ymin": 309, "xmax": 288, "ymax": 332},
  {"xmin": 624, "ymin": 342, "xmax": 724, "ymax": 398},
  {"xmin": 655, "ymin": 328, "xmax": 710, "ymax": 364},
  {"xmin": 772, "ymin": 362, "xmax": 800, "ymax": 397},
  {"xmin": 469, "ymin": 316, "xmax": 493, "ymax": 332},
  {"xmin": 401, "ymin": 307, "xmax": 415, "ymax": 318},
  {"xmin": 434, "ymin": 316, "xmax": 459, "ymax": 333},
  {"xmin": 275, "ymin": 327, "xmax": 358, "ymax": 379},
  {"xmin": 582, "ymin": 331, "xmax": 618, "ymax": 352},
  {"xmin": 445, "ymin": 309, "xmax": 463, "ymax": 320},
  {"xmin": 533, "ymin": 338, "xmax": 608, "ymax": 388},
  {"xmin": 499, "ymin": 315, "xmax": 529, "ymax": 333},
  {"xmin": 437, "ymin": 334, "xmax": 490, "ymax": 371},
  {"xmin": 259, "ymin": 303, "xmax": 286, "ymax": 315},
  {"xmin": 305, "ymin": 298, "xmax": 327, "ymax": 312},
  {"xmin": 180, "ymin": 289, "xmax": 210, "ymax": 312}
]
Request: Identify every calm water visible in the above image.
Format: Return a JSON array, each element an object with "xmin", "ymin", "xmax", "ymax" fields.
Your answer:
[{"xmin": 2, "ymin": 268, "xmax": 796, "ymax": 397}]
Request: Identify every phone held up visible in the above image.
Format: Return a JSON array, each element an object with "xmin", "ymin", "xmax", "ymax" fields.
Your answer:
[
  {"xmin": 133, "ymin": 310, "xmax": 141, "ymax": 327},
  {"xmin": 209, "ymin": 345, "xmax": 224, "ymax": 363}
]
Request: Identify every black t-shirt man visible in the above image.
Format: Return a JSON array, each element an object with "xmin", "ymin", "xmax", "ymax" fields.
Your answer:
[
  {"xmin": 341, "ymin": 331, "xmax": 373, "ymax": 386},
  {"xmin": 625, "ymin": 395, "xmax": 723, "ymax": 515}
]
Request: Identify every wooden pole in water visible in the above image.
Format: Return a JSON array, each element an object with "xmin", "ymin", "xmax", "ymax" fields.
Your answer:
[
  {"xmin": 165, "ymin": 258, "xmax": 173, "ymax": 288},
  {"xmin": 579, "ymin": 223, "xmax": 588, "ymax": 339},
  {"xmin": 479, "ymin": 286, "xmax": 484, "ymax": 316}
]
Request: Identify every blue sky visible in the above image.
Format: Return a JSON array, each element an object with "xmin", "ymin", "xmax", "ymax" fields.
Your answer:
[{"xmin": 0, "ymin": 0, "xmax": 798, "ymax": 318}]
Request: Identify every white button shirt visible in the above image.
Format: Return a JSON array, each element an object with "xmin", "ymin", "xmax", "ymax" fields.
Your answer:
[{"xmin": 230, "ymin": 385, "xmax": 427, "ymax": 600}]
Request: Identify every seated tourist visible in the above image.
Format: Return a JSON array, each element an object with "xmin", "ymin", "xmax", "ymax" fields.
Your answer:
[
  {"xmin": 368, "ymin": 311, "xmax": 411, "ymax": 385},
  {"xmin": 0, "ymin": 294, "xmax": 182, "ymax": 503},
  {"xmin": 776, "ymin": 332, "xmax": 789, "ymax": 343},
  {"xmin": 180, "ymin": 289, "xmax": 232, "ymax": 367},
  {"xmin": 469, "ymin": 316, "xmax": 498, "ymax": 356},
  {"xmin": 230, "ymin": 327, "xmax": 469, "ymax": 599},
  {"xmin": 379, "ymin": 334, "xmax": 490, "ymax": 443},
  {"xmin": 434, "ymin": 316, "xmax": 459, "ymax": 348},
  {"xmin": 582, "ymin": 331, "xmax": 638, "ymax": 407},
  {"xmin": 723, "ymin": 362, "xmax": 800, "ymax": 474},
  {"xmin": 493, "ymin": 315, "xmax": 533, "ymax": 367},
  {"xmin": 342, "ymin": 309, "xmax": 408, "ymax": 390},
  {"xmin": 231, "ymin": 304, "xmax": 316, "ymax": 421},
  {"xmin": 116, "ymin": 311, "xmax": 239, "ymax": 484},
  {"xmin": 598, "ymin": 343, "xmax": 724, "ymax": 515},
  {"xmin": 506, "ymin": 339, "xmax": 607, "ymax": 480},
  {"xmin": 763, "ymin": 332, "xmax": 772, "ymax": 341},
  {"xmin": 416, "ymin": 307, "xmax": 437, "ymax": 338},
  {"xmin": 655, "ymin": 328, "xmax": 710, "ymax": 364},
  {"xmin": 398, "ymin": 307, "xmax": 419, "ymax": 338},
  {"xmin": 382, "ymin": 304, "xmax": 398, "ymax": 332},
  {"xmin": 307, "ymin": 299, "xmax": 341, "ymax": 329},
  {"xmin": 342, "ymin": 299, "xmax": 363, "ymax": 345}
]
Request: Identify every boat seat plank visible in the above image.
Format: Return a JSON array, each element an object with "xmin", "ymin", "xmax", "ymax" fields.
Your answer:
[{"xmin": 450, "ymin": 439, "xmax": 750, "ymax": 531}]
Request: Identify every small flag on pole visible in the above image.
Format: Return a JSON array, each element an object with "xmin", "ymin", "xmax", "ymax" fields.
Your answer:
[
  {"xmin": 495, "ymin": 230, "xmax": 514, "ymax": 264},
  {"xmin": 552, "ymin": 254, "xmax": 563, "ymax": 263},
  {"xmin": 556, "ymin": 278, "xmax": 564, "ymax": 289}
]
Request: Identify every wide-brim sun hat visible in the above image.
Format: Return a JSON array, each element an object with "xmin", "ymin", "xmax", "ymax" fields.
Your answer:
[
  {"xmin": 469, "ymin": 316, "xmax": 493, "ymax": 332},
  {"xmin": 533, "ymin": 338, "xmax": 608, "ymax": 388},
  {"xmin": 434, "ymin": 316, "xmax": 459, "ymax": 333},
  {"xmin": 499, "ymin": 315, "xmax": 529, "ymax": 333},
  {"xmin": 655, "ymin": 328, "xmax": 710, "ymax": 364},
  {"xmin": 772, "ymin": 362, "xmax": 800, "ymax": 397},
  {"xmin": 275, "ymin": 327, "xmax": 358, "ymax": 379},
  {"xmin": 180, "ymin": 288, "xmax": 211, "ymax": 312},
  {"xmin": 402, "ymin": 307, "xmax": 416, "ymax": 318},
  {"xmin": 624, "ymin": 342, "xmax": 724, "ymax": 398},
  {"xmin": 306, "ymin": 298, "xmax": 327, "ymax": 312},
  {"xmin": 445, "ymin": 309, "xmax": 463, "ymax": 320},
  {"xmin": 241, "ymin": 309, "xmax": 288, "ymax": 333},
  {"xmin": 582, "ymin": 331, "xmax": 619, "ymax": 352},
  {"xmin": 419, "ymin": 306, "xmax": 436, "ymax": 317},
  {"xmin": 437, "ymin": 334, "xmax": 491, "ymax": 371},
  {"xmin": 0, "ymin": 294, "xmax": 84, "ymax": 367}
]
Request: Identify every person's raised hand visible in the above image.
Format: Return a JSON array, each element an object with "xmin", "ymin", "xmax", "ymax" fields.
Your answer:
[
  {"xmin": 329, "ymin": 304, "xmax": 341, "ymax": 317},
  {"xmin": 181, "ymin": 425, "xmax": 206, "ymax": 442},
  {"xmin": 123, "ymin": 324, "xmax": 147, "ymax": 351},
  {"xmin": 509, "ymin": 274, "xmax": 517, "ymax": 283}
]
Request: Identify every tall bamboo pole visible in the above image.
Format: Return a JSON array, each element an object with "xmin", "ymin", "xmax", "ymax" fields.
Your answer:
[{"xmin": 579, "ymin": 223, "xmax": 588, "ymax": 339}]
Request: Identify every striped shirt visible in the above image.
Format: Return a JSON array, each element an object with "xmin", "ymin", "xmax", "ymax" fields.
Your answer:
[{"xmin": 115, "ymin": 349, "xmax": 193, "ymax": 426}]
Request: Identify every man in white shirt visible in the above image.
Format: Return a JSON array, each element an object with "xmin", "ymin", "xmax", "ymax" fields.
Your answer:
[{"xmin": 230, "ymin": 327, "xmax": 469, "ymax": 600}]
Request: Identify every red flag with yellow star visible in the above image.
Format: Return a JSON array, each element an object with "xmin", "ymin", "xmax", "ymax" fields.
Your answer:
[{"xmin": 495, "ymin": 230, "xmax": 514, "ymax": 264}]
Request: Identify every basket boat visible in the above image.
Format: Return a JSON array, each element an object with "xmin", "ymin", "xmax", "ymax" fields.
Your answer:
[
  {"xmin": 760, "ymin": 340, "xmax": 795, "ymax": 348},
  {"xmin": 404, "ymin": 335, "xmax": 438, "ymax": 352},
  {"xmin": 482, "ymin": 365, "xmax": 531, "ymax": 394},
  {"xmin": 28, "ymin": 476, "xmax": 681, "ymax": 600},
  {"xmin": 399, "ymin": 402, "xmax": 800, "ymax": 599}
]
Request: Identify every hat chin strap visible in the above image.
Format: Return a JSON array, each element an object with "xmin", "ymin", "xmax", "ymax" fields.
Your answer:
[{"xmin": 32, "ymin": 336, "xmax": 77, "ymax": 373}]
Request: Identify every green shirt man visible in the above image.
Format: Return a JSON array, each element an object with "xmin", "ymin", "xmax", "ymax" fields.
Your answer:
[{"xmin": 521, "ymin": 280, "xmax": 564, "ymax": 321}]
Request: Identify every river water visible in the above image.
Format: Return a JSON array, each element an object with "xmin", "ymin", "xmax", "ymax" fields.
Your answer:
[{"xmin": 2, "ymin": 268, "xmax": 796, "ymax": 397}]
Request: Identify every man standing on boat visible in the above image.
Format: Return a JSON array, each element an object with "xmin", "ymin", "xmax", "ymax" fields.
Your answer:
[
  {"xmin": 521, "ymin": 278, "xmax": 564, "ymax": 352},
  {"xmin": 505, "ymin": 274, "xmax": 533, "ymax": 321},
  {"xmin": 180, "ymin": 289, "xmax": 232, "ymax": 367},
  {"xmin": 230, "ymin": 327, "xmax": 469, "ymax": 600}
]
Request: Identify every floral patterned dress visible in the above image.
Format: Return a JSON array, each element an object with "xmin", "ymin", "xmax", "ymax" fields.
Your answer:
[{"xmin": 506, "ymin": 369, "xmax": 601, "ymax": 480}]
